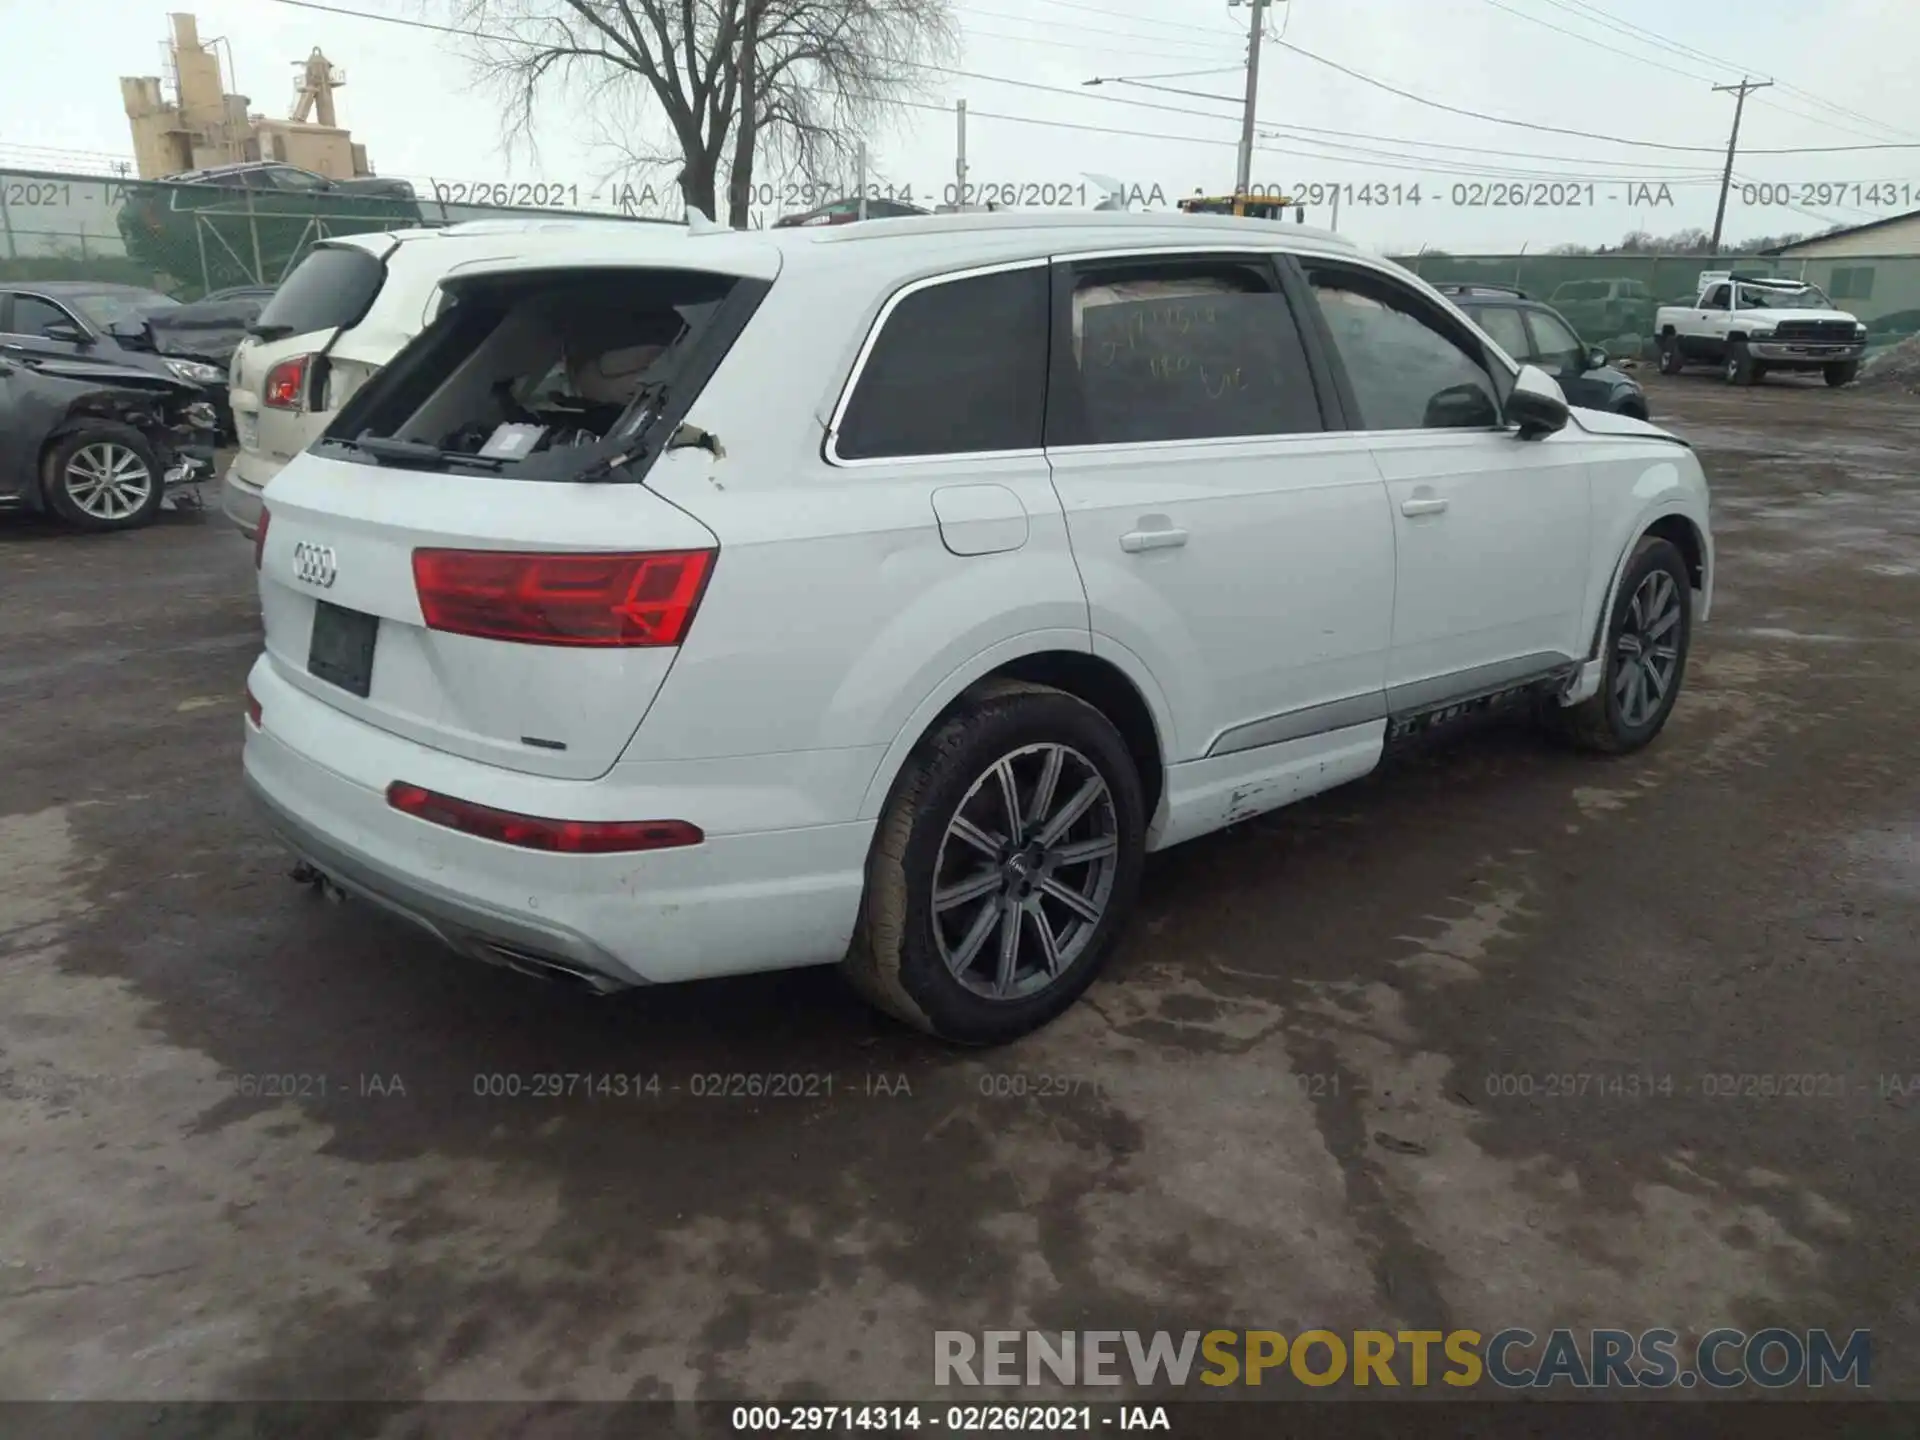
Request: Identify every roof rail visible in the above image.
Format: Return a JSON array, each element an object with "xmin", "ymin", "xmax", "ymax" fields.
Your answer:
[{"xmin": 1434, "ymin": 281, "xmax": 1529, "ymax": 298}]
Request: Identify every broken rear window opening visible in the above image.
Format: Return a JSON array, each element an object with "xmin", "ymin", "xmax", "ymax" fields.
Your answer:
[{"xmin": 318, "ymin": 268, "xmax": 763, "ymax": 483}]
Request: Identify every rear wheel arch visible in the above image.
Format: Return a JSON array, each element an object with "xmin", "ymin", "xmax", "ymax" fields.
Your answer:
[{"xmin": 858, "ymin": 648, "xmax": 1168, "ymax": 826}]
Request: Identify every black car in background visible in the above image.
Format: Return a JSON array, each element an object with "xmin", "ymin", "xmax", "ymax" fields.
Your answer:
[
  {"xmin": 146, "ymin": 285, "xmax": 277, "ymax": 374},
  {"xmin": 1436, "ymin": 283, "xmax": 1651, "ymax": 420},
  {"xmin": 0, "ymin": 349, "xmax": 216, "ymax": 531},
  {"xmin": 0, "ymin": 282, "xmax": 237, "ymax": 436},
  {"xmin": 165, "ymin": 162, "xmax": 418, "ymax": 203},
  {"xmin": 117, "ymin": 165, "xmax": 421, "ymax": 293},
  {"xmin": 772, "ymin": 196, "xmax": 930, "ymax": 227}
]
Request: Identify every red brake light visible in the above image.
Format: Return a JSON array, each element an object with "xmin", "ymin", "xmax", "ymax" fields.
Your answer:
[
  {"xmin": 246, "ymin": 684, "xmax": 263, "ymax": 728},
  {"xmin": 263, "ymin": 354, "xmax": 310, "ymax": 410},
  {"xmin": 254, "ymin": 506, "xmax": 270, "ymax": 569},
  {"xmin": 386, "ymin": 783, "xmax": 702, "ymax": 854},
  {"xmin": 411, "ymin": 549, "xmax": 715, "ymax": 648}
]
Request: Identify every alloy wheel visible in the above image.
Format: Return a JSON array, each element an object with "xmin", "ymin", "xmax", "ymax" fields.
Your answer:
[
  {"xmin": 1613, "ymin": 569, "xmax": 1683, "ymax": 728},
  {"xmin": 64, "ymin": 443, "xmax": 153, "ymax": 521},
  {"xmin": 931, "ymin": 742, "xmax": 1120, "ymax": 1001}
]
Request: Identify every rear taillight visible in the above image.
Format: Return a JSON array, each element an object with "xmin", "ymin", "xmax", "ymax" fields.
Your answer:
[
  {"xmin": 411, "ymin": 549, "xmax": 716, "ymax": 648},
  {"xmin": 254, "ymin": 507, "xmax": 270, "ymax": 569},
  {"xmin": 246, "ymin": 685, "xmax": 263, "ymax": 729},
  {"xmin": 386, "ymin": 783, "xmax": 702, "ymax": 854},
  {"xmin": 263, "ymin": 354, "xmax": 310, "ymax": 410}
]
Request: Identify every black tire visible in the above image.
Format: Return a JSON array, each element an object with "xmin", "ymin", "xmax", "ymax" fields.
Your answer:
[
  {"xmin": 1724, "ymin": 341, "xmax": 1758, "ymax": 386},
  {"xmin": 1549, "ymin": 536, "xmax": 1693, "ymax": 756},
  {"xmin": 1826, "ymin": 361, "xmax": 1860, "ymax": 387},
  {"xmin": 1615, "ymin": 397, "xmax": 1650, "ymax": 421},
  {"xmin": 843, "ymin": 680, "xmax": 1147, "ymax": 1045},
  {"xmin": 42, "ymin": 423, "xmax": 166, "ymax": 532},
  {"xmin": 1657, "ymin": 335, "xmax": 1684, "ymax": 375}
]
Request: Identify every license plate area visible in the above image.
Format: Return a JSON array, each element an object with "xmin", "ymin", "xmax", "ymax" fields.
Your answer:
[{"xmin": 307, "ymin": 601, "xmax": 378, "ymax": 698}]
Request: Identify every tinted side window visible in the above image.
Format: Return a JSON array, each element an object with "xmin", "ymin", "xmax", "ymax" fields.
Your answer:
[
  {"xmin": 834, "ymin": 267, "xmax": 1048, "ymax": 461},
  {"xmin": 1703, "ymin": 285, "xmax": 1730, "ymax": 310},
  {"xmin": 1053, "ymin": 259, "xmax": 1322, "ymax": 446},
  {"xmin": 1465, "ymin": 304, "xmax": 1532, "ymax": 364},
  {"xmin": 10, "ymin": 296, "xmax": 74, "ymax": 336},
  {"xmin": 1525, "ymin": 309, "xmax": 1585, "ymax": 375},
  {"xmin": 1305, "ymin": 265, "xmax": 1501, "ymax": 431}
]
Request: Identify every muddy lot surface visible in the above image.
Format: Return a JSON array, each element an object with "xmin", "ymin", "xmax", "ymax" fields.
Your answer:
[{"xmin": 2, "ymin": 374, "xmax": 1917, "ymax": 1405}]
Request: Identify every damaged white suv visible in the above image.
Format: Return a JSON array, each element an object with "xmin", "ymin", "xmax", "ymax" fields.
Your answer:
[{"xmin": 244, "ymin": 211, "xmax": 1712, "ymax": 1044}]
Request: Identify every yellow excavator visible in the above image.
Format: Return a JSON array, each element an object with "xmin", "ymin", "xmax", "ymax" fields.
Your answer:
[{"xmin": 1177, "ymin": 191, "xmax": 1300, "ymax": 221}]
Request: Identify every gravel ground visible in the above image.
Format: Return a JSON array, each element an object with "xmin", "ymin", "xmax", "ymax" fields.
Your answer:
[{"xmin": 1, "ymin": 374, "xmax": 1917, "ymax": 1407}]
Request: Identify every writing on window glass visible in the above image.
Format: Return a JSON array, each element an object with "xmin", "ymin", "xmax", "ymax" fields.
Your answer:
[{"xmin": 1083, "ymin": 299, "xmax": 1255, "ymax": 403}]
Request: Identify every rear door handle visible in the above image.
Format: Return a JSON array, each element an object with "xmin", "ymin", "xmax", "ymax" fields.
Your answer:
[
  {"xmin": 1120, "ymin": 527, "xmax": 1188, "ymax": 553},
  {"xmin": 1400, "ymin": 497, "xmax": 1449, "ymax": 517}
]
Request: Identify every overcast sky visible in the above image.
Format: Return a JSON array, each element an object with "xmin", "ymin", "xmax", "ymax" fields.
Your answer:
[{"xmin": 1, "ymin": 0, "xmax": 1916, "ymax": 249}]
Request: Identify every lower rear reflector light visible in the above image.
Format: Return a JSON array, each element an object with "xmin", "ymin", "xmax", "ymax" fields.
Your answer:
[
  {"xmin": 386, "ymin": 782, "xmax": 702, "ymax": 854},
  {"xmin": 246, "ymin": 685, "xmax": 262, "ymax": 728}
]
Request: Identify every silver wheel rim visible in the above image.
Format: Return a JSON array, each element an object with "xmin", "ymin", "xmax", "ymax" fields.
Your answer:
[
  {"xmin": 65, "ymin": 443, "xmax": 153, "ymax": 520},
  {"xmin": 931, "ymin": 742, "xmax": 1120, "ymax": 1001},
  {"xmin": 1614, "ymin": 569, "xmax": 1683, "ymax": 728}
]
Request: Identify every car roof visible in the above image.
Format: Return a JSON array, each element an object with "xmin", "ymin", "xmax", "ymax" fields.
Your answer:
[{"xmin": 424, "ymin": 208, "xmax": 1367, "ymax": 287}]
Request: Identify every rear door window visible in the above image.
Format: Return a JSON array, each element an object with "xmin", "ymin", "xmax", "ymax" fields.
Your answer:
[
  {"xmin": 832, "ymin": 265, "xmax": 1048, "ymax": 461},
  {"xmin": 255, "ymin": 245, "xmax": 388, "ymax": 338},
  {"xmin": 1464, "ymin": 304, "xmax": 1533, "ymax": 365},
  {"xmin": 1048, "ymin": 256, "xmax": 1324, "ymax": 446}
]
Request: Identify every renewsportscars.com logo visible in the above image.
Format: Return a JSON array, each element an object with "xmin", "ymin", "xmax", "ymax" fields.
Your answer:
[{"xmin": 934, "ymin": 1328, "xmax": 1872, "ymax": 1391}]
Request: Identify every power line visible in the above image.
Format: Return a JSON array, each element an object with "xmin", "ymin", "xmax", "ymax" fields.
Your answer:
[
  {"xmin": 1257, "ymin": 122, "xmax": 1720, "ymax": 173},
  {"xmin": 1477, "ymin": 0, "xmax": 1902, "ymax": 145},
  {"xmin": 256, "ymin": 0, "xmax": 1920, "ymax": 164},
  {"xmin": 1273, "ymin": 39, "xmax": 1920, "ymax": 157},
  {"xmin": 1473, "ymin": 0, "xmax": 1717, "ymax": 84},
  {"xmin": 1536, "ymin": 0, "xmax": 1920, "ymax": 142},
  {"xmin": 959, "ymin": 4, "xmax": 1237, "ymax": 58},
  {"xmin": 961, "ymin": 26, "xmax": 1236, "ymax": 61}
]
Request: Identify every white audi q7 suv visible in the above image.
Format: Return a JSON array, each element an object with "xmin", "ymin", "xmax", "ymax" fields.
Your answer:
[{"xmin": 243, "ymin": 210, "xmax": 1713, "ymax": 1044}]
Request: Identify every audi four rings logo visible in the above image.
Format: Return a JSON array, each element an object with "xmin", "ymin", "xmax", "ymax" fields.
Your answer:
[{"xmin": 292, "ymin": 541, "xmax": 338, "ymax": 589}]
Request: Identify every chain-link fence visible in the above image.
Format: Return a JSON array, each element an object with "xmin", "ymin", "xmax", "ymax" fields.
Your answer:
[
  {"xmin": 0, "ymin": 166, "xmax": 657, "ymax": 300},
  {"xmin": 1396, "ymin": 251, "xmax": 1920, "ymax": 362},
  {"xmin": 8, "ymin": 164, "xmax": 1916, "ymax": 363}
]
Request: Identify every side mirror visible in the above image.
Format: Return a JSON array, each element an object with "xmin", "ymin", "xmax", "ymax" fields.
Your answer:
[
  {"xmin": 1422, "ymin": 382, "xmax": 1501, "ymax": 430},
  {"xmin": 1586, "ymin": 345, "xmax": 1608, "ymax": 371},
  {"xmin": 1509, "ymin": 363, "xmax": 1570, "ymax": 439},
  {"xmin": 42, "ymin": 322, "xmax": 87, "ymax": 344}
]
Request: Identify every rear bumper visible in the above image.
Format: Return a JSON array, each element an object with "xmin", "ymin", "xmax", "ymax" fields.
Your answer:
[
  {"xmin": 247, "ymin": 768, "xmax": 634, "ymax": 990},
  {"xmin": 222, "ymin": 450, "xmax": 280, "ymax": 537},
  {"xmin": 242, "ymin": 657, "xmax": 876, "ymax": 987}
]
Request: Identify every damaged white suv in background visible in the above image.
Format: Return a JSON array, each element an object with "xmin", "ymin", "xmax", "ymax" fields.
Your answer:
[{"xmin": 244, "ymin": 211, "xmax": 1712, "ymax": 1044}]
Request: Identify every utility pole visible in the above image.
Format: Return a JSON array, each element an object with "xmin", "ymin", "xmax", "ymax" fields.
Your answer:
[
  {"xmin": 1710, "ymin": 76, "xmax": 1772, "ymax": 253},
  {"xmin": 955, "ymin": 99, "xmax": 968, "ymax": 208},
  {"xmin": 1231, "ymin": 0, "xmax": 1269, "ymax": 196}
]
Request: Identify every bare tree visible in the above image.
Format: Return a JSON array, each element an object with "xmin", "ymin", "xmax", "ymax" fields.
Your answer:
[{"xmin": 451, "ymin": 0, "xmax": 957, "ymax": 226}]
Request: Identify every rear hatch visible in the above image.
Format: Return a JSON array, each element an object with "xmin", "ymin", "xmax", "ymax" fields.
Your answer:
[
  {"xmin": 230, "ymin": 238, "xmax": 397, "ymax": 477},
  {"xmin": 256, "ymin": 251, "xmax": 775, "ymax": 780}
]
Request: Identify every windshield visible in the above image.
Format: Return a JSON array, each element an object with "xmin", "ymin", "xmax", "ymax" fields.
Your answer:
[
  {"xmin": 67, "ymin": 289, "xmax": 180, "ymax": 328},
  {"xmin": 1738, "ymin": 283, "xmax": 1834, "ymax": 310}
]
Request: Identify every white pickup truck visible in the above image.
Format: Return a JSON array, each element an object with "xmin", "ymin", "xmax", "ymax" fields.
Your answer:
[{"xmin": 1654, "ymin": 270, "xmax": 1867, "ymax": 387}]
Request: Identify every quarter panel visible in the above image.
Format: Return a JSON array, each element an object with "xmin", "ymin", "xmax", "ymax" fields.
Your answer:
[{"xmin": 633, "ymin": 448, "xmax": 1090, "ymax": 778}]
